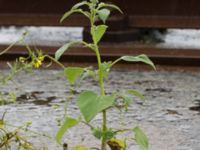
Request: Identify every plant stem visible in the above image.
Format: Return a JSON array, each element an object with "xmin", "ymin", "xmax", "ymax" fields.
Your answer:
[
  {"xmin": 44, "ymin": 55, "xmax": 65, "ymax": 69},
  {"xmin": 0, "ymin": 32, "xmax": 27, "ymax": 55},
  {"xmin": 94, "ymin": 46, "xmax": 107, "ymax": 150},
  {"xmin": 102, "ymin": 110, "xmax": 107, "ymax": 150},
  {"xmin": 90, "ymin": 3, "xmax": 107, "ymax": 149}
]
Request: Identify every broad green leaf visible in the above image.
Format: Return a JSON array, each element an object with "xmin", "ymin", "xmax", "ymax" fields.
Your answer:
[
  {"xmin": 91, "ymin": 25, "xmax": 108, "ymax": 44},
  {"xmin": 55, "ymin": 40, "xmax": 86, "ymax": 60},
  {"xmin": 72, "ymin": 1, "xmax": 89, "ymax": 9},
  {"xmin": 56, "ymin": 117, "xmax": 79, "ymax": 144},
  {"xmin": 60, "ymin": 9, "xmax": 89, "ymax": 23},
  {"xmin": 127, "ymin": 89, "xmax": 145, "ymax": 101},
  {"xmin": 121, "ymin": 55, "xmax": 156, "ymax": 70},
  {"xmin": 133, "ymin": 126, "xmax": 149, "ymax": 150},
  {"xmin": 55, "ymin": 42, "xmax": 73, "ymax": 60},
  {"xmin": 77, "ymin": 91, "xmax": 115, "ymax": 122},
  {"xmin": 98, "ymin": 3, "xmax": 123, "ymax": 14},
  {"xmin": 98, "ymin": 8, "xmax": 110, "ymax": 23},
  {"xmin": 60, "ymin": 9, "xmax": 80, "ymax": 22},
  {"xmin": 72, "ymin": 145, "xmax": 90, "ymax": 150},
  {"xmin": 64, "ymin": 67, "xmax": 84, "ymax": 85}
]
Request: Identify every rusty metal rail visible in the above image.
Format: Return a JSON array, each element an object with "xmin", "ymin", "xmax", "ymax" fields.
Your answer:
[
  {"xmin": 2, "ymin": 14, "xmax": 200, "ymax": 29},
  {"xmin": 0, "ymin": 43, "xmax": 200, "ymax": 68}
]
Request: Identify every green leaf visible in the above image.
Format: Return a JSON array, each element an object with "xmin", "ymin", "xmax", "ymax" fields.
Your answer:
[
  {"xmin": 121, "ymin": 55, "xmax": 156, "ymax": 70},
  {"xmin": 133, "ymin": 126, "xmax": 149, "ymax": 150},
  {"xmin": 120, "ymin": 94, "xmax": 132, "ymax": 108},
  {"xmin": 98, "ymin": 8, "xmax": 110, "ymax": 23},
  {"xmin": 91, "ymin": 25, "xmax": 108, "ymax": 44},
  {"xmin": 100, "ymin": 61, "xmax": 112, "ymax": 78},
  {"xmin": 64, "ymin": 67, "xmax": 84, "ymax": 85},
  {"xmin": 60, "ymin": 9, "xmax": 79, "ymax": 22},
  {"xmin": 92, "ymin": 127, "xmax": 103, "ymax": 139},
  {"xmin": 98, "ymin": 3, "xmax": 123, "ymax": 14},
  {"xmin": 127, "ymin": 89, "xmax": 145, "ymax": 101},
  {"xmin": 55, "ymin": 41, "xmax": 92, "ymax": 60},
  {"xmin": 92, "ymin": 128, "xmax": 115, "ymax": 140},
  {"xmin": 81, "ymin": 68, "xmax": 96, "ymax": 80},
  {"xmin": 56, "ymin": 117, "xmax": 79, "ymax": 144},
  {"xmin": 103, "ymin": 130, "xmax": 115, "ymax": 140},
  {"xmin": 60, "ymin": 9, "xmax": 89, "ymax": 23},
  {"xmin": 77, "ymin": 91, "xmax": 115, "ymax": 122},
  {"xmin": 55, "ymin": 42, "xmax": 72, "ymax": 60},
  {"xmin": 72, "ymin": 1, "xmax": 89, "ymax": 9}
]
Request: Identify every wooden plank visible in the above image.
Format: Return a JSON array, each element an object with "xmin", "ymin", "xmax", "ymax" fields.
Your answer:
[
  {"xmin": 129, "ymin": 16, "xmax": 200, "ymax": 28},
  {"xmin": 1, "ymin": 0, "xmax": 200, "ymax": 28},
  {"xmin": 0, "ymin": 14, "xmax": 89, "ymax": 26},
  {"xmin": 124, "ymin": 0, "xmax": 200, "ymax": 16}
]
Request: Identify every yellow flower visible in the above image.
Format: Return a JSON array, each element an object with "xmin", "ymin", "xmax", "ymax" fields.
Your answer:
[
  {"xmin": 32, "ymin": 55, "xmax": 44, "ymax": 68},
  {"xmin": 33, "ymin": 59, "xmax": 42, "ymax": 68}
]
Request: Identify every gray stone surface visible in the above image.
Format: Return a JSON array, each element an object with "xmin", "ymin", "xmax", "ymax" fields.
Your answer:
[
  {"xmin": 0, "ymin": 69, "xmax": 200, "ymax": 150},
  {"xmin": 0, "ymin": 26, "xmax": 82, "ymax": 46},
  {"xmin": 1, "ymin": 26, "xmax": 200, "ymax": 49}
]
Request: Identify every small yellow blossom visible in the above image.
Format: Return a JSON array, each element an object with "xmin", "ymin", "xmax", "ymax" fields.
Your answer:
[
  {"xmin": 32, "ymin": 55, "xmax": 44, "ymax": 68},
  {"xmin": 33, "ymin": 59, "xmax": 42, "ymax": 68}
]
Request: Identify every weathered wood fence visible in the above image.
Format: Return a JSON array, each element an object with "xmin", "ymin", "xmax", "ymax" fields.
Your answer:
[{"xmin": 0, "ymin": 0, "xmax": 200, "ymax": 28}]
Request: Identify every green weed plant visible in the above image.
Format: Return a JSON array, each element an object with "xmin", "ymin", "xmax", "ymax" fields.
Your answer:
[
  {"xmin": 0, "ymin": 1, "xmax": 155, "ymax": 149},
  {"xmin": 55, "ymin": 0, "xmax": 155, "ymax": 150}
]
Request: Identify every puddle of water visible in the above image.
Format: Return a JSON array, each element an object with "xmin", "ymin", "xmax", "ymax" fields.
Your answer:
[
  {"xmin": 32, "ymin": 96, "xmax": 56, "ymax": 106},
  {"xmin": 165, "ymin": 109, "xmax": 182, "ymax": 115},
  {"xmin": 145, "ymin": 88, "xmax": 172, "ymax": 93},
  {"xmin": 189, "ymin": 100, "xmax": 200, "ymax": 114},
  {"xmin": 17, "ymin": 91, "xmax": 44, "ymax": 101},
  {"xmin": 16, "ymin": 91, "xmax": 57, "ymax": 106}
]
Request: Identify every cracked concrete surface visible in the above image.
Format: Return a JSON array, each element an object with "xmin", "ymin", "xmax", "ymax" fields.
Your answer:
[{"xmin": 0, "ymin": 69, "xmax": 200, "ymax": 150}]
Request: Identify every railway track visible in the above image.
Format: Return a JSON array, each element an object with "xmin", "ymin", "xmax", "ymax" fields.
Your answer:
[
  {"xmin": 0, "ymin": 43, "xmax": 200, "ymax": 70},
  {"xmin": 0, "ymin": 1, "xmax": 200, "ymax": 70}
]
